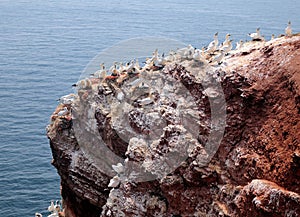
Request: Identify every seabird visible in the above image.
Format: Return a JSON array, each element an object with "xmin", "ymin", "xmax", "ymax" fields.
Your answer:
[
  {"xmin": 248, "ymin": 28, "xmax": 264, "ymax": 41},
  {"xmin": 177, "ymin": 44, "xmax": 194, "ymax": 60},
  {"xmin": 210, "ymin": 50, "xmax": 225, "ymax": 65},
  {"xmin": 112, "ymin": 163, "xmax": 124, "ymax": 174},
  {"xmin": 271, "ymin": 34, "xmax": 275, "ymax": 40},
  {"xmin": 109, "ymin": 61, "xmax": 118, "ymax": 72},
  {"xmin": 157, "ymin": 53, "xmax": 168, "ymax": 66},
  {"xmin": 134, "ymin": 59, "xmax": 141, "ymax": 70},
  {"xmin": 35, "ymin": 213, "xmax": 43, "ymax": 217},
  {"xmin": 108, "ymin": 175, "xmax": 121, "ymax": 188},
  {"xmin": 57, "ymin": 107, "xmax": 69, "ymax": 116},
  {"xmin": 221, "ymin": 33, "xmax": 231, "ymax": 47},
  {"xmin": 206, "ymin": 32, "xmax": 219, "ymax": 53},
  {"xmin": 236, "ymin": 40, "xmax": 244, "ymax": 50},
  {"xmin": 220, "ymin": 39, "xmax": 233, "ymax": 54},
  {"xmin": 58, "ymin": 94, "xmax": 77, "ymax": 105},
  {"xmin": 72, "ymin": 79, "xmax": 92, "ymax": 89},
  {"xmin": 285, "ymin": 21, "xmax": 292, "ymax": 36},
  {"xmin": 192, "ymin": 48, "xmax": 207, "ymax": 63},
  {"xmin": 48, "ymin": 200, "xmax": 55, "ymax": 213}
]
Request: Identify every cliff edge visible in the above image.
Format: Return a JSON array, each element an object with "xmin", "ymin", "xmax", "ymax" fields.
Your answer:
[{"xmin": 47, "ymin": 35, "xmax": 300, "ymax": 217}]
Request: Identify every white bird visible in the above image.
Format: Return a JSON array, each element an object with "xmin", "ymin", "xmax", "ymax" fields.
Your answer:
[
  {"xmin": 285, "ymin": 21, "xmax": 292, "ymax": 36},
  {"xmin": 54, "ymin": 200, "xmax": 61, "ymax": 213},
  {"xmin": 271, "ymin": 34, "xmax": 275, "ymax": 40},
  {"xmin": 125, "ymin": 60, "xmax": 135, "ymax": 72},
  {"xmin": 206, "ymin": 32, "xmax": 219, "ymax": 53},
  {"xmin": 152, "ymin": 49, "xmax": 159, "ymax": 61},
  {"xmin": 72, "ymin": 79, "xmax": 92, "ymax": 89},
  {"xmin": 248, "ymin": 28, "xmax": 264, "ymax": 41},
  {"xmin": 221, "ymin": 33, "xmax": 231, "ymax": 47},
  {"xmin": 210, "ymin": 50, "xmax": 225, "ymax": 65},
  {"xmin": 48, "ymin": 200, "xmax": 55, "ymax": 212},
  {"xmin": 57, "ymin": 107, "xmax": 69, "ymax": 116},
  {"xmin": 157, "ymin": 53, "xmax": 168, "ymax": 66},
  {"xmin": 192, "ymin": 48, "xmax": 207, "ymax": 63},
  {"xmin": 165, "ymin": 51, "xmax": 176, "ymax": 62},
  {"xmin": 58, "ymin": 93, "xmax": 77, "ymax": 105},
  {"xmin": 93, "ymin": 63, "xmax": 107, "ymax": 79},
  {"xmin": 35, "ymin": 213, "xmax": 43, "ymax": 217},
  {"xmin": 109, "ymin": 61, "xmax": 118, "ymax": 72},
  {"xmin": 177, "ymin": 44, "xmax": 194, "ymax": 59},
  {"xmin": 236, "ymin": 40, "xmax": 244, "ymax": 50},
  {"xmin": 108, "ymin": 175, "xmax": 121, "ymax": 188},
  {"xmin": 112, "ymin": 163, "xmax": 124, "ymax": 174},
  {"xmin": 134, "ymin": 59, "xmax": 141, "ymax": 71},
  {"xmin": 220, "ymin": 40, "xmax": 233, "ymax": 54}
]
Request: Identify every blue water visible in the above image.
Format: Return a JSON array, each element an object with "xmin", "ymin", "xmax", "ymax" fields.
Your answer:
[{"xmin": 0, "ymin": 0, "xmax": 299, "ymax": 216}]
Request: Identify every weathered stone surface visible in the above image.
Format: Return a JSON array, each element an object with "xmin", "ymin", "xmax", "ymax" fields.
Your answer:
[{"xmin": 47, "ymin": 35, "xmax": 300, "ymax": 217}]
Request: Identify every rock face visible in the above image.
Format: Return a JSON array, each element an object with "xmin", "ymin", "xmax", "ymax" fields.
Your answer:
[{"xmin": 47, "ymin": 35, "xmax": 300, "ymax": 217}]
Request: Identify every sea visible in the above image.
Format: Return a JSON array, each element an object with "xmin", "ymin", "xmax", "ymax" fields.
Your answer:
[{"xmin": 0, "ymin": 0, "xmax": 299, "ymax": 216}]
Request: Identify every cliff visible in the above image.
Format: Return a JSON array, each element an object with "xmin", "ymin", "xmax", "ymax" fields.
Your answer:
[{"xmin": 47, "ymin": 34, "xmax": 300, "ymax": 217}]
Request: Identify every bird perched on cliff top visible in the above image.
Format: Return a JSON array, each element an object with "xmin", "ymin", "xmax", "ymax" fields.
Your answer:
[
  {"xmin": 48, "ymin": 200, "xmax": 55, "ymax": 212},
  {"xmin": 108, "ymin": 175, "xmax": 121, "ymax": 188},
  {"xmin": 285, "ymin": 21, "xmax": 292, "ymax": 36},
  {"xmin": 248, "ymin": 28, "xmax": 264, "ymax": 41},
  {"xmin": 271, "ymin": 34, "xmax": 275, "ymax": 40},
  {"xmin": 220, "ymin": 33, "xmax": 231, "ymax": 48},
  {"xmin": 58, "ymin": 93, "xmax": 77, "ymax": 105},
  {"xmin": 236, "ymin": 40, "xmax": 244, "ymax": 50},
  {"xmin": 209, "ymin": 50, "xmax": 225, "ymax": 65},
  {"xmin": 193, "ymin": 48, "xmax": 207, "ymax": 63},
  {"xmin": 206, "ymin": 32, "xmax": 219, "ymax": 53},
  {"xmin": 92, "ymin": 63, "xmax": 107, "ymax": 79},
  {"xmin": 72, "ymin": 78, "xmax": 92, "ymax": 90},
  {"xmin": 219, "ymin": 39, "xmax": 233, "ymax": 55},
  {"xmin": 57, "ymin": 107, "xmax": 69, "ymax": 116}
]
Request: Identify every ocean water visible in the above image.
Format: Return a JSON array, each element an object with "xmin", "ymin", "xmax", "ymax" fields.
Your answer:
[{"xmin": 0, "ymin": 0, "xmax": 299, "ymax": 216}]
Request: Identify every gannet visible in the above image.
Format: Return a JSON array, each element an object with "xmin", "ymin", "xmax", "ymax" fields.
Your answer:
[
  {"xmin": 72, "ymin": 79, "xmax": 92, "ymax": 89},
  {"xmin": 151, "ymin": 49, "xmax": 159, "ymax": 62},
  {"xmin": 125, "ymin": 60, "xmax": 135, "ymax": 72},
  {"xmin": 57, "ymin": 107, "xmax": 69, "ymax": 116},
  {"xmin": 165, "ymin": 51, "xmax": 176, "ymax": 62},
  {"xmin": 92, "ymin": 63, "xmax": 107, "ymax": 79},
  {"xmin": 210, "ymin": 50, "xmax": 225, "ymax": 65},
  {"xmin": 192, "ymin": 48, "xmax": 207, "ymax": 63},
  {"xmin": 184, "ymin": 45, "xmax": 195, "ymax": 59},
  {"xmin": 221, "ymin": 33, "xmax": 231, "ymax": 47},
  {"xmin": 112, "ymin": 163, "xmax": 124, "ymax": 174},
  {"xmin": 109, "ymin": 61, "xmax": 118, "ymax": 73},
  {"xmin": 236, "ymin": 40, "xmax": 244, "ymax": 50},
  {"xmin": 177, "ymin": 44, "xmax": 194, "ymax": 59},
  {"xmin": 248, "ymin": 28, "xmax": 264, "ymax": 41},
  {"xmin": 220, "ymin": 40, "xmax": 233, "ymax": 54},
  {"xmin": 35, "ymin": 213, "xmax": 43, "ymax": 217},
  {"xmin": 271, "ymin": 34, "xmax": 275, "ymax": 40},
  {"xmin": 48, "ymin": 200, "xmax": 55, "ymax": 212},
  {"xmin": 134, "ymin": 59, "xmax": 141, "ymax": 70},
  {"xmin": 206, "ymin": 32, "xmax": 219, "ymax": 53},
  {"xmin": 157, "ymin": 53, "xmax": 168, "ymax": 66},
  {"xmin": 58, "ymin": 94, "xmax": 77, "ymax": 105},
  {"xmin": 108, "ymin": 175, "xmax": 121, "ymax": 188},
  {"xmin": 285, "ymin": 21, "xmax": 292, "ymax": 36}
]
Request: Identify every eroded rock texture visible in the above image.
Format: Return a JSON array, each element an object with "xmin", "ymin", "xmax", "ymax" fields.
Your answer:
[{"xmin": 47, "ymin": 35, "xmax": 300, "ymax": 217}]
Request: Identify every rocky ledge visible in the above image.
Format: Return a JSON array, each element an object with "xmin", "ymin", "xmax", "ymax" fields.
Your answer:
[{"xmin": 47, "ymin": 34, "xmax": 300, "ymax": 217}]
